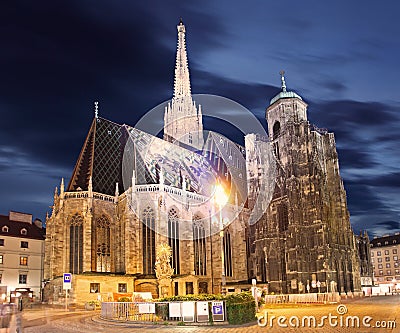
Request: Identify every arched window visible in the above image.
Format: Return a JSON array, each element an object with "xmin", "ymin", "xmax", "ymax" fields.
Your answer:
[
  {"xmin": 278, "ymin": 203, "xmax": 289, "ymax": 232},
  {"xmin": 223, "ymin": 230, "xmax": 233, "ymax": 277},
  {"xmin": 273, "ymin": 121, "xmax": 281, "ymax": 140},
  {"xmin": 95, "ymin": 215, "xmax": 111, "ymax": 272},
  {"xmin": 20, "ymin": 228, "xmax": 27, "ymax": 236},
  {"xmin": 168, "ymin": 208, "xmax": 180, "ymax": 274},
  {"xmin": 142, "ymin": 207, "xmax": 156, "ymax": 274},
  {"xmin": 69, "ymin": 214, "xmax": 83, "ymax": 274},
  {"xmin": 2, "ymin": 226, "xmax": 8, "ymax": 233},
  {"xmin": 193, "ymin": 214, "xmax": 207, "ymax": 275}
]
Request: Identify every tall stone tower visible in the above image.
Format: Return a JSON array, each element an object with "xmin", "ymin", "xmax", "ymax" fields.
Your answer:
[
  {"xmin": 249, "ymin": 71, "xmax": 361, "ymax": 294},
  {"xmin": 163, "ymin": 19, "xmax": 204, "ymax": 150}
]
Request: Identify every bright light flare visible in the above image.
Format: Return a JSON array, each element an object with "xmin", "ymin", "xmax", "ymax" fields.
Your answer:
[{"xmin": 214, "ymin": 183, "xmax": 228, "ymax": 207}]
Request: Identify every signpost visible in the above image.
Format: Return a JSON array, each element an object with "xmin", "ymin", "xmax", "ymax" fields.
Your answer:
[
  {"xmin": 211, "ymin": 301, "xmax": 224, "ymax": 321},
  {"xmin": 63, "ymin": 273, "xmax": 72, "ymax": 311}
]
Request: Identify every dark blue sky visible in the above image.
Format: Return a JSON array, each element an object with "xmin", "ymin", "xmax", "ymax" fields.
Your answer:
[{"xmin": 0, "ymin": 1, "xmax": 399, "ymax": 237}]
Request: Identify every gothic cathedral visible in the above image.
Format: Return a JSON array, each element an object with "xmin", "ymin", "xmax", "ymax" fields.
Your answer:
[{"xmin": 44, "ymin": 20, "xmax": 361, "ymax": 304}]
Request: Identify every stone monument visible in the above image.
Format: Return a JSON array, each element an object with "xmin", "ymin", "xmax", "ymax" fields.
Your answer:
[{"xmin": 155, "ymin": 243, "xmax": 174, "ymax": 298}]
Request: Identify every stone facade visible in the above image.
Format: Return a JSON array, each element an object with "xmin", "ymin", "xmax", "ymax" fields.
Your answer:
[
  {"xmin": 44, "ymin": 178, "xmax": 248, "ymax": 304},
  {"xmin": 246, "ymin": 74, "xmax": 361, "ymax": 294}
]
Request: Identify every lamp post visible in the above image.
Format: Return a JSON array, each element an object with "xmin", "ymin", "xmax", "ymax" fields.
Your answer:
[
  {"xmin": 263, "ymin": 246, "xmax": 269, "ymax": 294},
  {"xmin": 215, "ymin": 182, "xmax": 228, "ymax": 295}
]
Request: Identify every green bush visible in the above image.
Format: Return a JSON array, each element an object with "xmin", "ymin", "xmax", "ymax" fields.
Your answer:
[
  {"xmin": 224, "ymin": 292, "xmax": 256, "ymax": 325},
  {"xmin": 117, "ymin": 296, "xmax": 132, "ymax": 302},
  {"xmin": 158, "ymin": 293, "xmax": 223, "ymax": 302}
]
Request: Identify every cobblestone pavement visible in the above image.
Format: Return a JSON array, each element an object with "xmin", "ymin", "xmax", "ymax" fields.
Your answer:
[{"xmin": 20, "ymin": 295, "xmax": 400, "ymax": 333}]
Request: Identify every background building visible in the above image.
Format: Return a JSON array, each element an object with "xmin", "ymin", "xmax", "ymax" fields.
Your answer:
[
  {"xmin": 370, "ymin": 233, "xmax": 400, "ymax": 289},
  {"xmin": 0, "ymin": 211, "xmax": 45, "ymax": 303}
]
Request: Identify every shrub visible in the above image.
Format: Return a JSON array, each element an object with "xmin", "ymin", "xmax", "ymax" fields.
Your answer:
[
  {"xmin": 224, "ymin": 292, "xmax": 256, "ymax": 325},
  {"xmin": 117, "ymin": 296, "xmax": 132, "ymax": 302}
]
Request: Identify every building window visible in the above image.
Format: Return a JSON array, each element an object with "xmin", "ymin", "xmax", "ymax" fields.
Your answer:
[
  {"xmin": 0, "ymin": 274, "xmax": 2, "ymax": 284},
  {"xmin": 378, "ymin": 264, "xmax": 383, "ymax": 269},
  {"xmin": 21, "ymin": 241, "xmax": 28, "ymax": 248},
  {"xmin": 387, "ymin": 270, "xmax": 391, "ymax": 275},
  {"xmin": 371, "ymin": 252, "xmax": 374, "ymax": 257},
  {"xmin": 20, "ymin": 256, "xmax": 28, "ymax": 266},
  {"xmin": 168, "ymin": 208, "xmax": 180, "ymax": 274},
  {"xmin": 379, "ymin": 270, "xmax": 383, "ymax": 275},
  {"xmin": 188, "ymin": 133, "xmax": 193, "ymax": 144},
  {"xmin": 273, "ymin": 121, "xmax": 281, "ymax": 140},
  {"xmin": 393, "ymin": 249, "xmax": 398, "ymax": 254},
  {"xmin": 386, "ymin": 263, "xmax": 391, "ymax": 268},
  {"xmin": 395, "ymin": 262, "xmax": 399, "ymax": 268},
  {"xmin": 385, "ymin": 257, "xmax": 390, "ymax": 262},
  {"xmin": 95, "ymin": 215, "xmax": 111, "ymax": 273},
  {"xmin": 142, "ymin": 207, "xmax": 156, "ymax": 275},
  {"xmin": 223, "ymin": 230, "xmax": 233, "ymax": 277},
  {"xmin": 377, "ymin": 251, "xmax": 381, "ymax": 256},
  {"xmin": 378, "ymin": 258, "xmax": 382, "ymax": 263},
  {"xmin": 0, "ymin": 255, "xmax": 3, "ymax": 264},
  {"xmin": 20, "ymin": 228, "xmax": 27, "ymax": 236},
  {"xmin": 0, "ymin": 239, "xmax": 4, "ymax": 246},
  {"xmin": 69, "ymin": 214, "xmax": 83, "ymax": 274},
  {"xmin": 118, "ymin": 283, "xmax": 127, "ymax": 293},
  {"xmin": 193, "ymin": 215, "xmax": 207, "ymax": 276},
  {"xmin": 278, "ymin": 203, "xmax": 289, "ymax": 232},
  {"xmin": 185, "ymin": 282, "xmax": 194, "ymax": 295},
  {"xmin": 19, "ymin": 274, "xmax": 27, "ymax": 284},
  {"xmin": 385, "ymin": 250, "xmax": 389, "ymax": 255},
  {"xmin": 90, "ymin": 283, "xmax": 100, "ymax": 293},
  {"xmin": 273, "ymin": 142, "xmax": 280, "ymax": 160},
  {"xmin": 394, "ymin": 256, "xmax": 398, "ymax": 261},
  {"xmin": 1, "ymin": 226, "xmax": 8, "ymax": 233}
]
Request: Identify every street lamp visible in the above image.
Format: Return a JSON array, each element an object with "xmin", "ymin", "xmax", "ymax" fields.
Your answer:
[
  {"xmin": 263, "ymin": 246, "xmax": 269, "ymax": 294},
  {"xmin": 214, "ymin": 182, "xmax": 228, "ymax": 294}
]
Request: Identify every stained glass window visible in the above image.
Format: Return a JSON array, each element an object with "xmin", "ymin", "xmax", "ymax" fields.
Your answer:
[
  {"xmin": 70, "ymin": 214, "xmax": 83, "ymax": 274},
  {"xmin": 96, "ymin": 215, "xmax": 111, "ymax": 272}
]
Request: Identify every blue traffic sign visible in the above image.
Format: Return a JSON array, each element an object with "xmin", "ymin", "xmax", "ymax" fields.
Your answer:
[
  {"xmin": 63, "ymin": 273, "xmax": 71, "ymax": 283},
  {"xmin": 212, "ymin": 304, "xmax": 222, "ymax": 314}
]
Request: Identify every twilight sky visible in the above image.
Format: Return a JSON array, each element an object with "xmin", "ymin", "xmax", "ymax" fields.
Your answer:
[{"xmin": 0, "ymin": 1, "xmax": 399, "ymax": 237}]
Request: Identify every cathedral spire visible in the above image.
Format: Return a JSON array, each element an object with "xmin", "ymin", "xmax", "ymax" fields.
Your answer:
[
  {"xmin": 174, "ymin": 19, "xmax": 191, "ymax": 99},
  {"xmin": 164, "ymin": 20, "xmax": 204, "ymax": 149}
]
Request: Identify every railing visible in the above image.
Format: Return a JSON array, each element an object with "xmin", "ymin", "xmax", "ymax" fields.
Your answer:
[
  {"xmin": 101, "ymin": 302, "xmax": 161, "ymax": 322},
  {"xmin": 64, "ymin": 191, "xmax": 89, "ymax": 199},
  {"xmin": 63, "ymin": 191, "xmax": 115, "ymax": 202},
  {"xmin": 263, "ymin": 292, "xmax": 340, "ymax": 304},
  {"xmin": 93, "ymin": 193, "xmax": 115, "ymax": 202},
  {"xmin": 63, "ymin": 184, "xmax": 208, "ymax": 204},
  {"xmin": 134, "ymin": 185, "xmax": 208, "ymax": 203},
  {"xmin": 101, "ymin": 301, "xmax": 224, "ymax": 323}
]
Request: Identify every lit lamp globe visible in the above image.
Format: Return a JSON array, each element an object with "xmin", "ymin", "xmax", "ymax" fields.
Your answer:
[{"xmin": 214, "ymin": 183, "xmax": 228, "ymax": 207}]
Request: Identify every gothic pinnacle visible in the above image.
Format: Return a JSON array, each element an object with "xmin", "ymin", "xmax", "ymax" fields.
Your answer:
[{"xmin": 280, "ymin": 70, "xmax": 287, "ymax": 92}]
